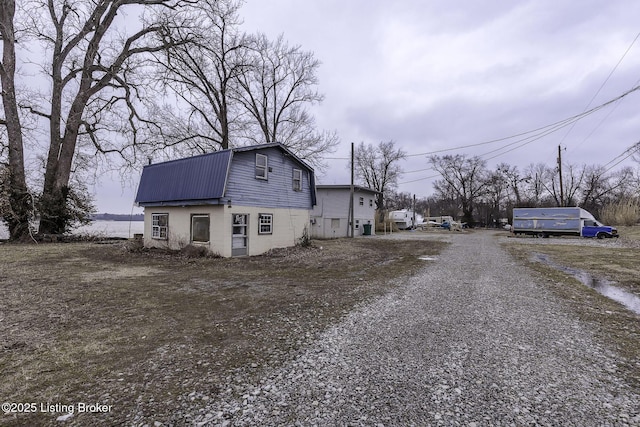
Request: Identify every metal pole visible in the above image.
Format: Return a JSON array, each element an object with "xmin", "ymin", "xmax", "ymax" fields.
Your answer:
[
  {"xmin": 350, "ymin": 142, "xmax": 355, "ymax": 238},
  {"xmin": 412, "ymin": 194, "xmax": 416, "ymax": 228},
  {"xmin": 558, "ymin": 145, "xmax": 564, "ymax": 207}
]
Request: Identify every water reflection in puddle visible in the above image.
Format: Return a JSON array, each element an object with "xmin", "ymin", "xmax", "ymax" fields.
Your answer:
[
  {"xmin": 532, "ymin": 253, "xmax": 640, "ymax": 315},
  {"xmin": 419, "ymin": 256, "xmax": 437, "ymax": 261}
]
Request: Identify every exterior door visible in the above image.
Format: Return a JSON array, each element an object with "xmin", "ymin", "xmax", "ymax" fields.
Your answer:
[{"xmin": 232, "ymin": 214, "xmax": 248, "ymax": 256}]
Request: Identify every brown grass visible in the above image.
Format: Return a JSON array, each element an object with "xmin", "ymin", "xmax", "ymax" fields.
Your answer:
[
  {"xmin": 600, "ymin": 198, "xmax": 640, "ymax": 226},
  {"xmin": 503, "ymin": 233, "xmax": 640, "ymax": 389},
  {"xmin": 0, "ymin": 237, "xmax": 446, "ymax": 426}
]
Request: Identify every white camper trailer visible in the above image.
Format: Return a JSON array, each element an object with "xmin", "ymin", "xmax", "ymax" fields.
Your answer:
[{"xmin": 390, "ymin": 209, "xmax": 424, "ymax": 230}]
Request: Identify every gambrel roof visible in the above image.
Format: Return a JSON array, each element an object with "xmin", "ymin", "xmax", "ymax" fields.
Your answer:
[{"xmin": 135, "ymin": 143, "xmax": 315, "ymax": 207}]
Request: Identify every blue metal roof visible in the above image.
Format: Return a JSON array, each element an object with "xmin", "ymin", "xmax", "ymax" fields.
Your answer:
[
  {"xmin": 135, "ymin": 143, "xmax": 317, "ymax": 207},
  {"xmin": 135, "ymin": 150, "xmax": 232, "ymax": 206}
]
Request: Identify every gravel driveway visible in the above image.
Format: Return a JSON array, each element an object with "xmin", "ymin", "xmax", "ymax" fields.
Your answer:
[{"xmin": 190, "ymin": 231, "xmax": 640, "ymax": 426}]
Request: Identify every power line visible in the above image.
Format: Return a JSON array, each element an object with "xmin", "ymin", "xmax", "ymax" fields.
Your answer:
[
  {"xmin": 322, "ymin": 83, "xmax": 640, "ymax": 183},
  {"xmin": 476, "ymin": 84, "xmax": 640, "ymax": 163},
  {"xmin": 564, "ymin": 31, "xmax": 640, "ymax": 153},
  {"xmin": 600, "ymin": 141, "xmax": 640, "ymax": 174},
  {"xmin": 602, "ymin": 141, "xmax": 639, "ymax": 168},
  {"xmin": 406, "ymin": 84, "xmax": 640, "ymax": 159},
  {"xmin": 399, "ymin": 173, "xmax": 441, "ymax": 185},
  {"xmin": 403, "ymin": 166, "xmax": 435, "ymax": 174}
]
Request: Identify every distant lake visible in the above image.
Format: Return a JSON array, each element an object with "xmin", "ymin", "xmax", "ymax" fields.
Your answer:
[{"xmin": 0, "ymin": 220, "xmax": 144, "ymax": 240}]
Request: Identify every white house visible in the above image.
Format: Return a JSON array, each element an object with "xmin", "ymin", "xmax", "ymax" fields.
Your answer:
[
  {"xmin": 134, "ymin": 143, "xmax": 316, "ymax": 257},
  {"xmin": 310, "ymin": 185, "xmax": 379, "ymax": 238}
]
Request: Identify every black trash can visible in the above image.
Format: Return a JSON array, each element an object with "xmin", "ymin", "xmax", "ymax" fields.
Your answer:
[{"xmin": 363, "ymin": 223, "xmax": 372, "ymax": 236}]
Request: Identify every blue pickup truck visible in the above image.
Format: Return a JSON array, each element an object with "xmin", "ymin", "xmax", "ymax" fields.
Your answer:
[{"xmin": 512, "ymin": 207, "xmax": 618, "ymax": 239}]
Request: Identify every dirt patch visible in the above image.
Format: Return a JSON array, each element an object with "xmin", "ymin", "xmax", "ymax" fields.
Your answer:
[{"xmin": 0, "ymin": 236, "xmax": 446, "ymax": 426}]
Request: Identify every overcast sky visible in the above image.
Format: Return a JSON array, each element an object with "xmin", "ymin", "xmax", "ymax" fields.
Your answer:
[{"xmin": 103, "ymin": 0, "xmax": 640, "ymax": 213}]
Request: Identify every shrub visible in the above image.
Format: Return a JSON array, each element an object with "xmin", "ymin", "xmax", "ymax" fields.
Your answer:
[
  {"xmin": 600, "ymin": 198, "xmax": 640, "ymax": 226},
  {"xmin": 124, "ymin": 237, "xmax": 145, "ymax": 253},
  {"xmin": 180, "ymin": 244, "xmax": 211, "ymax": 258},
  {"xmin": 297, "ymin": 226, "xmax": 312, "ymax": 247}
]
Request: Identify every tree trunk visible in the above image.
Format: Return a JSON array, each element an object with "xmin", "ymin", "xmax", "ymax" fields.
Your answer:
[
  {"xmin": 38, "ymin": 130, "xmax": 82, "ymax": 235},
  {"xmin": 0, "ymin": 0, "xmax": 32, "ymax": 240},
  {"xmin": 38, "ymin": 94, "xmax": 86, "ymax": 234},
  {"xmin": 376, "ymin": 193, "xmax": 385, "ymax": 224},
  {"xmin": 461, "ymin": 200, "xmax": 474, "ymax": 226}
]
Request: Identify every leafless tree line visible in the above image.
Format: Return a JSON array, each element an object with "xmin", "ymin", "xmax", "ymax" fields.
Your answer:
[
  {"xmin": 389, "ymin": 153, "xmax": 640, "ymax": 226},
  {"xmin": 354, "ymin": 140, "xmax": 640, "ymax": 226},
  {"xmin": 0, "ymin": 0, "xmax": 337, "ymax": 240}
]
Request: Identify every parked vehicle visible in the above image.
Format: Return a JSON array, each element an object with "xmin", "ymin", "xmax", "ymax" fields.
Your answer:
[
  {"xmin": 512, "ymin": 207, "xmax": 618, "ymax": 238},
  {"xmin": 390, "ymin": 209, "xmax": 424, "ymax": 230}
]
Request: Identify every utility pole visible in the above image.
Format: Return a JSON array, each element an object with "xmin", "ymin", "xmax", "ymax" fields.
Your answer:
[
  {"xmin": 412, "ymin": 194, "xmax": 416, "ymax": 228},
  {"xmin": 557, "ymin": 145, "xmax": 564, "ymax": 207},
  {"xmin": 349, "ymin": 142, "xmax": 355, "ymax": 238}
]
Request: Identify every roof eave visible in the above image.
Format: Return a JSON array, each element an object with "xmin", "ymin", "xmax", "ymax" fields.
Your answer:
[{"xmin": 137, "ymin": 198, "xmax": 228, "ymax": 207}]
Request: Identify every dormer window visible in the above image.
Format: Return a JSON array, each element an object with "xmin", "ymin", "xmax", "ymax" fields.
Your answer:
[{"xmin": 256, "ymin": 153, "xmax": 268, "ymax": 180}]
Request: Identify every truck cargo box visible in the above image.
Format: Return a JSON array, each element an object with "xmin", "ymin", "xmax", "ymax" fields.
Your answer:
[{"xmin": 512, "ymin": 207, "xmax": 617, "ymax": 238}]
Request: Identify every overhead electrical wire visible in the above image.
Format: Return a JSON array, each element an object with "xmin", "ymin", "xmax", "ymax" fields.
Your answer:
[
  {"xmin": 323, "ymin": 83, "xmax": 640, "ymax": 181},
  {"xmin": 562, "ymin": 31, "xmax": 640, "ymax": 154},
  {"xmin": 407, "ymin": 82, "xmax": 640, "ymax": 170},
  {"xmin": 402, "ymin": 83, "xmax": 640, "ymax": 164},
  {"xmin": 602, "ymin": 142, "xmax": 639, "ymax": 168},
  {"xmin": 399, "ymin": 173, "xmax": 441, "ymax": 185},
  {"xmin": 600, "ymin": 141, "xmax": 640, "ymax": 174}
]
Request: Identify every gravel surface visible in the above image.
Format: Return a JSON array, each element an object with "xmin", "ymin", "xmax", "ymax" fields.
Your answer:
[{"xmin": 178, "ymin": 231, "xmax": 640, "ymax": 426}]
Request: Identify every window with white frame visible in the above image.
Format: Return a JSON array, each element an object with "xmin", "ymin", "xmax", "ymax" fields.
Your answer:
[
  {"xmin": 359, "ymin": 197, "xmax": 364, "ymax": 206},
  {"xmin": 293, "ymin": 168, "xmax": 302, "ymax": 191},
  {"xmin": 152, "ymin": 213, "xmax": 168, "ymax": 239},
  {"xmin": 369, "ymin": 199, "xmax": 373, "ymax": 207},
  {"xmin": 258, "ymin": 213, "xmax": 273, "ymax": 234},
  {"xmin": 256, "ymin": 153, "xmax": 268, "ymax": 180},
  {"xmin": 191, "ymin": 215, "xmax": 210, "ymax": 243}
]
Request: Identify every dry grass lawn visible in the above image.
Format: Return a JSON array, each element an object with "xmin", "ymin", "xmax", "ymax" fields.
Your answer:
[
  {"xmin": 503, "ymin": 228, "xmax": 640, "ymax": 390},
  {"xmin": 0, "ymin": 237, "xmax": 445, "ymax": 426}
]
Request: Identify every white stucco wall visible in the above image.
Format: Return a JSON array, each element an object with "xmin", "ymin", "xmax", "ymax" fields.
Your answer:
[{"xmin": 143, "ymin": 205, "xmax": 310, "ymax": 257}]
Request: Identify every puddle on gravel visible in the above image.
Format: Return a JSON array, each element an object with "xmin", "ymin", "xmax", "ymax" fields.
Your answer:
[
  {"xmin": 418, "ymin": 256, "xmax": 437, "ymax": 261},
  {"xmin": 532, "ymin": 253, "xmax": 640, "ymax": 315}
]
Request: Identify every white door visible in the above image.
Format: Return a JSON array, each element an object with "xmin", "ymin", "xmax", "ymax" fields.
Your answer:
[{"xmin": 232, "ymin": 214, "xmax": 248, "ymax": 256}]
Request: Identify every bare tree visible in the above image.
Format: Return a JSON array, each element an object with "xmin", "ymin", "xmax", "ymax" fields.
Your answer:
[
  {"xmin": 430, "ymin": 154, "xmax": 488, "ymax": 225},
  {"xmin": 496, "ymin": 163, "xmax": 531, "ymax": 207},
  {"xmin": 235, "ymin": 33, "xmax": 337, "ymax": 167},
  {"xmin": 545, "ymin": 163, "xmax": 585, "ymax": 207},
  {"xmin": 0, "ymin": 0, "xmax": 33, "ymax": 240},
  {"xmin": 579, "ymin": 165, "xmax": 610, "ymax": 212},
  {"xmin": 482, "ymin": 167, "xmax": 509, "ymax": 226},
  {"xmin": 151, "ymin": 0, "xmax": 247, "ymax": 153},
  {"xmin": 386, "ymin": 191, "xmax": 413, "ymax": 211},
  {"xmin": 607, "ymin": 166, "xmax": 638, "ymax": 201},
  {"xmin": 14, "ymin": 0, "xmax": 192, "ymax": 235},
  {"xmin": 354, "ymin": 140, "xmax": 405, "ymax": 221}
]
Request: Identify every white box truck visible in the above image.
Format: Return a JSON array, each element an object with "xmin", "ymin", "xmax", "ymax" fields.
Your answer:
[{"xmin": 512, "ymin": 207, "xmax": 618, "ymax": 238}]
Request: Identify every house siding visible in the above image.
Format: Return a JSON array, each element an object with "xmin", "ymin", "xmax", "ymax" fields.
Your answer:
[
  {"xmin": 225, "ymin": 147, "xmax": 312, "ymax": 209},
  {"xmin": 311, "ymin": 187, "xmax": 377, "ymax": 238}
]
